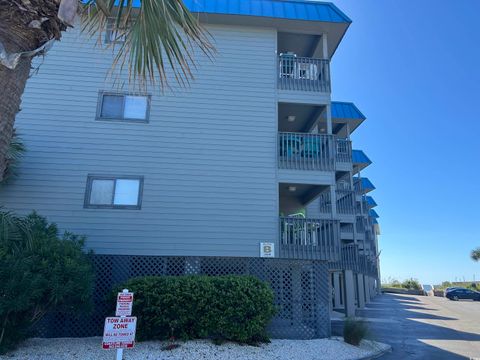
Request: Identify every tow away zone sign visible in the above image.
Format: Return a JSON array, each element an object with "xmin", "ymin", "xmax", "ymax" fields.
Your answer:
[{"xmin": 102, "ymin": 316, "xmax": 137, "ymax": 350}]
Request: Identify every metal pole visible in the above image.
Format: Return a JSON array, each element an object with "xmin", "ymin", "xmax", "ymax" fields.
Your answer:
[
  {"xmin": 116, "ymin": 349, "xmax": 123, "ymax": 360},
  {"xmin": 115, "ymin": 288, "xmax": 129, "ymax": 360}
]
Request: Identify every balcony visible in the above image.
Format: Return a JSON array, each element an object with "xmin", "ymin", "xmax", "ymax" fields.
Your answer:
[
  {"xmin": 278, "ymin": 55, "xmax": 330, "ymax": 92},
  {"xmin": 336, "ymin": 190, "xmax": 355, "ymax": 215},
  {"xmin": 278, "ymin": 132, "xmax": 334, "ymax": 171},
  {"xmin": 328, "ymin": 244, "xmax": 359, "ymax": 272},
  {"xmin": 340, "ymin": 222, "xmax": 354, "ymax": 240},
  {"xmin": 356, "ymin": 216, "xmax": 366, "ymax": 235},
  {"xmin": 279, "ymin": 217, "xmax": 340, "ymax": 261},
  {"xmin": 336, "ymin": 139, "xmax": 352, "ymax": 164},
  {"xmin": 318, "ymin": 191, "xmax": 332, "ymax": 216}
]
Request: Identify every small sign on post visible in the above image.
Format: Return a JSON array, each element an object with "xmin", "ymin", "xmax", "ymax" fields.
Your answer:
[
  {"xmin": 115, "ymin": 291, "xmax": 134, "ymax": 317},
  {"xmin": 103, "ymin": 289, "xmax": 136, "ymax": 360}
]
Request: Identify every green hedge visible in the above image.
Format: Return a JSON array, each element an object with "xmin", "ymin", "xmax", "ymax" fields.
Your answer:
[
  {"xmin": 0, "ymin": 211, "xmax": 93, "ymax": 354},
  {"xmin": 113, "ymin": 275, "xmax": 276, "ymax": 344}
]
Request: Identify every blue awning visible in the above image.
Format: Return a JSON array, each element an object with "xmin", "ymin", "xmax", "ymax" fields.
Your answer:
[
  {"xmin": 183, "ymin": 0, "xmax": 352, "ymax": 23},
  {"xmin": 361, "ymin": 178, "xmax": 375, "ymax": 192},
  {"xmin": 365, "ymin": 196, "xmax": 377, "ymax": 208},
  {"xmin": 369, "ymin": 209, "xmax": 379, "ymax": 218},
  {"xmin": 354, "ymin": 177, "xmax": 376, "ymax": 194},
  {"xmin": 352, "ymin": 150, "xmax": 371, "ymax": 165},
  {"xmin": 331, "ymin": 102, "xmax": 366, "ymax": 120}
]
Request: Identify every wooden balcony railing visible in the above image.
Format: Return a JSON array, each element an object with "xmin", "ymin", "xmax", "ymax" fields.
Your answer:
[
  {"xmin": 278, "ymin": 55, "xmax": 330, "ymax": 92},
  {"xmin": 278, "ymin": 132, "xmax": 334, "ymax": 171},
  {"xmin": 279, "ymin": 217, "xmax": 340, "ymax": 260}
]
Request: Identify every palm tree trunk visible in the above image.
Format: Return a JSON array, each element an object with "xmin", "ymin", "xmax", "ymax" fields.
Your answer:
[
  {"xmin": 0, "ymin": 57, "xmax": 32, "ymax": 182},
  {"xmin": 0, "ymin": 0, "xmax": 66, "ymax": 182}
]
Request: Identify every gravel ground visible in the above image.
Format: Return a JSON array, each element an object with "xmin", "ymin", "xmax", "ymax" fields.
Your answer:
[{"xmin": 0, "ymin": 337, "xmax": 390, "ymax": 360}]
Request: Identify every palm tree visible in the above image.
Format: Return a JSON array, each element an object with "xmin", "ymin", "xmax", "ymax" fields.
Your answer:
[
  {"xmin": 0, "ymin": 0, "xmax": 213, "ymax": 182},
  {"xmin": 1, "ymin": 130, "xmax": 25, "ymax": 184},
  {"xmin": 471, "ymin": 248, "xmax": 480, "ymax": 262}
]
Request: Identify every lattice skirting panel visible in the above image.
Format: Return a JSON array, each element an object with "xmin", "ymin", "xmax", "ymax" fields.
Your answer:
[{"xmin": 36, "ymin": 255, "xmax": 331, "ymax": 340}]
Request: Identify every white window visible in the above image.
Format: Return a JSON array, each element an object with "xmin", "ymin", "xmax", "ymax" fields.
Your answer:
[
  {"xmin": 98, "ymin": 93, "xmax": 149, "ymax": 121},
  {"xmin": 105, "ymin": 18, "xmax": 129, "ymax": 44},
  {"xmin": 85, "ymin": 176, "xmax": 143, "ymax": 209}
]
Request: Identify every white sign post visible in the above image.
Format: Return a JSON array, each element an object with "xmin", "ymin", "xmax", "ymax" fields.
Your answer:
[{"xmin": 103, "ymin": 289, "xmax": 136, "ymax": 360}]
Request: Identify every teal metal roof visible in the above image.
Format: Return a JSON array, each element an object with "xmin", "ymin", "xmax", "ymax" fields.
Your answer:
[
  {"xmin": 365, "ymin": 196, "xmax": 377, "ymax": 208},
  {"xmin": 369, "ymin": 209, "xmax": 379, "ymax": 218},
  {"xmin": 184, "ymin": 0, "xmax": 352, "ymax": 23},
  {"xmin": 352, "ymin": 150, "xmax": 372, "ymax": 165},
  {"xmin": 331, "ymin": 102, "xmax": 366, "ymax": 120}
]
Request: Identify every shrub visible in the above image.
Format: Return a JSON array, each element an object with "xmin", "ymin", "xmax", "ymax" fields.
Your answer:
[
  {"xmin": 0, "ymin": 210, "xmax": 94, "ymax": 354},
  {"xmin": 113, "ymin": 275, "xmax": 276, "ymax": 344},
  {"xmin": 441, "ymin": 281, "xmax": 452, "ymax": 289},
  {"xmin": 402, "ymin": 278, "xmax": 422, "ymax": 290},
  {"xmin": 390, "ymin": 279, "xmax": 402, "ymax": 288},
  {"xmin": 343, "ymin": 318, "xmax": 368, "ymax": 346}
]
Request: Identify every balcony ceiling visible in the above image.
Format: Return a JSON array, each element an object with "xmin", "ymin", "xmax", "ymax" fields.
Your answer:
[
  {"xmin": 278, "ymin": 32, "xmax": 320, "ymax": 58},
  {"xmin": 279, "ymin": 183, "xmax": 328, "ymax": 214},
  {"xmin": 278, "ymin": 103, "xmax": 326, "ymax": 132}
]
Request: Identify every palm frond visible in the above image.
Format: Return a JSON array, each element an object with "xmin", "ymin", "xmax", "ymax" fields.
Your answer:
[
  {"xmin": 81, "ymin": 0, "xmax": 214, "ymax": 88},
  {"xmin": 0, "ymin": 208, "xmax": 33, "ymax": 253},
  {"xmin": 1, "ymin": 129, "xmax": 26, "ymax": 184}
]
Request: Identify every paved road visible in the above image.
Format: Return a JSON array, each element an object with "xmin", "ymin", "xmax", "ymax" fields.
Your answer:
[{"xmin": 357, "ymin": 293, "xmax": 480, "ymax": 359}]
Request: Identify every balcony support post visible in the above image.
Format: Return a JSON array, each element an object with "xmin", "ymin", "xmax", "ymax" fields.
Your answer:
[
  {"xmin": 322, "ymin": 33, "xmax": 328, "ymax": 60},
  {"xmin": 356, "ymin": 273, "xmax": 366, "ymax": 309},
  {"xmin": 332, "ymin": 271, "xmax": 343, "ymax": 309},
  {"xmin": 326, "ymin": 104, "xmax": 332, "ymax": 135},
  {"xmin": 343, "ymin": 270, "xmax": 356, "ymax": 317},
  {"xmin": 364, "ymin": 275, "xmax": 372, "ymax": 303},
  {"xmin": 329, "ymin": 185, "xmax": 337, "ymax": 218}
]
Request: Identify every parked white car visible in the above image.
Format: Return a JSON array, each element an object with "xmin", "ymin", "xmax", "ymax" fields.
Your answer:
[{"xmin": 422, "ymin": 284, "xmax": 434, "ymax": 296}]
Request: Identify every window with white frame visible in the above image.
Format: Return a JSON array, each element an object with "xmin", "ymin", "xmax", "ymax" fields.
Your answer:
[
  {"xmin": 97, "ymin": 92, "xmax": 150, "ymax": 121},
  {"xmin": 85, "ymin": 176, "xmax": 143, "ymax": 209},
  {"xmin": 105, "ymin": 18, "xmax": 129, "ymax": 44}
]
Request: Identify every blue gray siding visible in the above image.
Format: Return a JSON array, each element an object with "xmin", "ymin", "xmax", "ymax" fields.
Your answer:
[{"xmin": 0, "ymin": 24, "xmax": 279, "ymax": 257}]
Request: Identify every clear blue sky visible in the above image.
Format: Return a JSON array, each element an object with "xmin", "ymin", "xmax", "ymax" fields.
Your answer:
[{"xmin": 330, "ymin": 0, "xmax": 480, "ymax": 285}]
